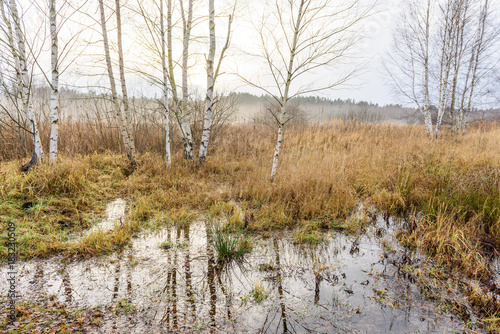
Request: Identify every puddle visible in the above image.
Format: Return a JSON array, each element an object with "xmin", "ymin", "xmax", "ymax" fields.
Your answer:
[
  {"xmin": 86, "ymin": 198, "xmax": 127, "ymax": 235},
  {"xmin": 1, "ymin": 208, "xmax": 472, "ymax": 333}
]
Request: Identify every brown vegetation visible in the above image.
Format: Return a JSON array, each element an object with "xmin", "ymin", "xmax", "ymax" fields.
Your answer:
[{"xmin": 1, "ymin": 121, "xmax": 499, "ymax": 280}]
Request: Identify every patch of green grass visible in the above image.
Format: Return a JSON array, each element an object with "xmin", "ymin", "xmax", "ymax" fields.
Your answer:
[
  {"xmin": 211, "ymin": 223, "xmax": 252, "ymax": 262},
  {"xmin": 159, "ymin": 239, "xmax": 187, "ymax": 250},
  {"xmin": 159, "ymin": 240, "xmax": 173, "ymax": 250},
  {"xmin": 259, "ymin": 262, "xmax": 276, "ymax": 272}
]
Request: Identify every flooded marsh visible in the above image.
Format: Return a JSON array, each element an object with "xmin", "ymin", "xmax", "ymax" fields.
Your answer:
[{"xmin": 0, "ymin": 199, "xmax": 480, "ymax": 333}]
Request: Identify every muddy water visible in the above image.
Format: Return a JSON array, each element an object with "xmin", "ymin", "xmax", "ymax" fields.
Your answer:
[{"xmin": 2, "ymin": 203, "xmax": 469, "ymax": 333}]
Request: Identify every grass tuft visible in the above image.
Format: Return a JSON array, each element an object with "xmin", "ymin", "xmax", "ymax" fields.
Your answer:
[{"xmin": 211, "ymin": 223, "xmax": 252, "ymax": 262}]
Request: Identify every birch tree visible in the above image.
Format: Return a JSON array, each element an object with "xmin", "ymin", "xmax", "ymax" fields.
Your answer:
[
  {"xmin": 387, "ymin": 0, "xmax": 500, "ymax": 137},
  {"xmin": 99, "ymin": 0, "xmax": 136, "ymax": 163},
  {"xmin": 115, "ymin": 0, "xmax": 137, "ymax": 160},
  {"xmin": 178, "ymin": 0, "xmax": 195, "ymax": 160},
  {"xmin": 0, "ymin": 1, "xmax": 26, "ymax": 157},
  {"xmin": 160, "ymin": 0, "xmax": 171, "ymax": 165},
  {"xmin": 0, "ymin": 1, "xmax": 21, "ymax": 99},
  {"xmin": 49, "ymin": 0, "xmax": 59, "ymax": 165},
  {"xmin": 6, "ymin": 0, "xmax": 45, "ymax": 170},
  {"xmin": 434, "ymin": 2, "xmax": 453, "ymax": 137},
  {"xmin": 197, "ymin": 0, "xmax": 234, "ymax": 164},
  {"xmin": 132, "ymin": 0, "xmax": 174, "ymax": 163},
  {"xmin": 241, "ymin": 0, "xmax": 371, "ymax": 182},
  {"xmin": 454, "ymin": 0, "xmax": 499, "ymax": 134},
  {"xmin": 134, "ymin": 0, "xmax": 203, "ymax": 161},
  {"xmin": 386, "ymin": 0, "xmax": 434, "ymax": 136}
]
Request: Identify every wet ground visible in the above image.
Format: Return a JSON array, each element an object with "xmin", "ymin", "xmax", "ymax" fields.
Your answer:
[{"xmin": 1, "ymin": 201, "xmax": 478, "ymax": 333}]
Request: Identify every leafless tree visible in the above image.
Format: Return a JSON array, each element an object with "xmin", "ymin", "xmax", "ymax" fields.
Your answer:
[
  {"xmin": 191, "ymin": 91, "xmax": 238, "ymax": 144},
  {"xmin": 134, "ymin": 0, "xmax": 203, "ymax": 161},
  {"xmin": 197, "ymin": 0, "xmax": 235, "ymax": 164},
  {"xmin": 160, "ymin": 0, "xmax": 172, "ymax": 165},
  {"xmin": 178, "ymin": 0, "xmax": 195, "ymax": 160},
  {"xmin": 98, "ymin": 0, "xmax": 136, "ymax": 163},
  {"xmin": 49, "ymin": 0, "xmax": 59, "ymax": 165},
  {"xmin": 1, "ymin": 0, "xmax": 45, "ymax": 170},
  {"xmin": 386, "ymin": 0, "xmax": 434, "ymax": 136},
  {"xmin": 387, "ymin": 0, "xmax": 500, "ymax": 137},
  {"xmin": 239, "ymin": 0, "xmax": 372, "ymax": 182}
]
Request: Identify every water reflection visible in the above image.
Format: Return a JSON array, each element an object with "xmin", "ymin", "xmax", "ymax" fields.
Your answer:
[{"xmin": 3, "ymin": 216, "xmax": 470, "ymax": 333}]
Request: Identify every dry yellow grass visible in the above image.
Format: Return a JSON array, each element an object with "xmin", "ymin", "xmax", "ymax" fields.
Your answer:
[{"xmin": 0, "ymin": 121, "xmax": 499, "ymax": 282}]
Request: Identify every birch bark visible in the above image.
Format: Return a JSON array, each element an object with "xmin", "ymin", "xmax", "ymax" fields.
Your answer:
[
  {"xmin": 435, "ymin": 1, "xmax": 456, "ymax": 138},
  {"xmin": 423, "ymin": 0, "xmax": 433, "ymax": 137},
  {"xmin": 49, "ymin": 0, "xmax": 59, "ymax": 165},
  {"xmin": 198, "ymin": 4, "xmax": 233, "ymax": 164},
  {"xmin": 160, "ymin": 0, "xmax": 171, "ymax": 165},
  {"xmin": 99, "ymin": 0, "xmax": 135, "ymax": 162},
  {"xmin": 166, "ymin": 0, "xmax": 189, "ymax": 148},
  {"xmin": 270, "ymin": 0, "xmax": 305, "ymax": 183},
  {"xmin": 197, "ymin": 0, "xmax": 215, "ymax": 164},
  {"xmin": 9, "ymin": 0, "xmax": 44, "ymax": 169},
  {"xmin": 115, "ymin": 0, "xmax": 136, "ymax": 161},
  {"xmin": 179, "ymin": 0, "xmax": 194, "ymax": 160},
  {"xmin": 0, "ymin": 2, "xmax": 21, "ymax": 98},
  {"xmin": 460, "ymin": 0, "xmax": 486, "ymax": 135}
]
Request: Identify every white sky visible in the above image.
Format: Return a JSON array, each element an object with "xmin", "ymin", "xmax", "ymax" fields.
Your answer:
[{"xmin": 10, "ymin": 0, "xmax": 498, "ymax": 107}]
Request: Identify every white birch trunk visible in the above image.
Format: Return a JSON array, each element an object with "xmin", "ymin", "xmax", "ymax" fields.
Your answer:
[
  {"xmin": 435, "ymin": 2, "xmax": 455, "ymax": 138},
  {"xmin": 423, "ymin": 111, "xmax": 433, "ymax": 137},
  {"xmin": 270, "ymin": 110, "xmax": 284, "ymax": 183},
  {"xmin": 160, "ymin": 0, "xmax": 171, "ymax": 165},
  {"xmin": 423, "ymin": 0, "xmax": 433, "ymax": 138},
  {"xmin": 166, "ymin": 0, "xmax": 180, "ymax": 111},
  {"xmin": 460, "ymin": 0, "xmax": 487, "ymax": 135},
  {"xmin": 270, "ymin": 0, "xmax": 305, "ymax": 183},
  {"xmin": 180, "ymin": 0, "xmax": 194, "ymax": 160},
  {"xmin": 99, "ymin": 0, "xmax": 133, "ymax": 162},
  {"xmin": 115, "ymin": 0, "xmax": 136, "ymax": 162},
  {"xmin": 0, "ymin": 2, "xmax": 22, "ymax": 99},
  {"xmin": 198, "ymin": 8, "xmax": 233, "ymax": 164},
  {"xmin": 49, "ymin": 0, "xmax": 59, "ymax": 165},
  {"xmin": 197, "ymin": 0, "xmax": 216, "ymax": 164},
  {"xmin": 9, "ymin": 0, "xmax": 44, "ymax": 168},
  {"xmin": 166, "ymin": 0, "xmax": 188, "ymax": 148}
]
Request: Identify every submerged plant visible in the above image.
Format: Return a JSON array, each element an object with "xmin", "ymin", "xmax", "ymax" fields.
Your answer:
[{"xmin": 249, "ymin": 281, "xmax": 269, "ymax": 303}]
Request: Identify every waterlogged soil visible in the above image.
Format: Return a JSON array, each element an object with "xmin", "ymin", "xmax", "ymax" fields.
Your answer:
[{"xmin": 0, "ymin": 201, "xmax": 482, "ymax": 333}]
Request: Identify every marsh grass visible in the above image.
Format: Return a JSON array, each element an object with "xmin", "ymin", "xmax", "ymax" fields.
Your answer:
[
  {"xmin": 292, "ymin": 222, "xmax": 328, "ymax": 245},
  {"xmin": 211, "ymin": 223, "xmax": 252, "ymax": 262},
  {"xmin": 0, "ymin": 121, "xmax": 499, "ymax": 282}
]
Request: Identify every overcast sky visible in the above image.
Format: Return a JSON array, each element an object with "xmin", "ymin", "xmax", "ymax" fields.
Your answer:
[
  {"xmin": 11, "ymin": 0, "xmax": 498, "ymax": 107},
  {"xmin": 180, "ymin": 0, "xmax": 401, "ymax": 106},
  {"xmin": 170, "ymin": 0, "xmax": 402, "ymax": 105}
]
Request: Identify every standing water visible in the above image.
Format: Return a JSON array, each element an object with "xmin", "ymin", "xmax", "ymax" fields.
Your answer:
[{"xmin": 2, "ymin": 200, "xmax": 471, "ymax": 333}]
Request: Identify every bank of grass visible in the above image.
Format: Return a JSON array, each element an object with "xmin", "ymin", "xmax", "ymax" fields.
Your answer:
[{"xmin": 0, "ymin": 122, "xmax": 499, "ymax": 282}]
